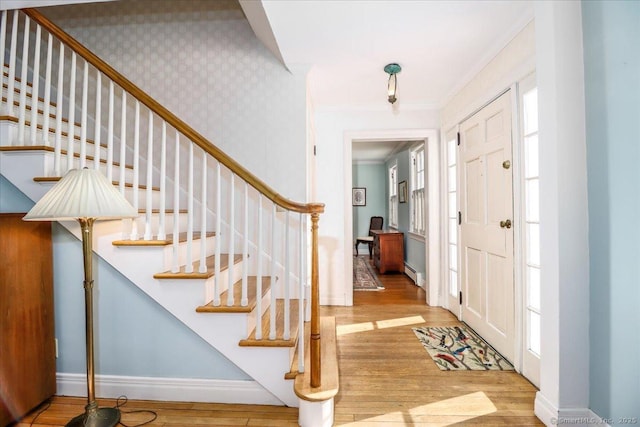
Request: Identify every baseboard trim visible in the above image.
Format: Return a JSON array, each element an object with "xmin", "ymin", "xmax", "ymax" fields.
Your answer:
[
  {"xmin": 56, "ymin": 373, "xmax": 283, "ymax": 406},
  {"xmin": 535, "ymin": 392, "xmax": 610, "ymax": 427},
  {"xmin": 534, "ymin": 391, "xmax": 557, "ymax": 425}
]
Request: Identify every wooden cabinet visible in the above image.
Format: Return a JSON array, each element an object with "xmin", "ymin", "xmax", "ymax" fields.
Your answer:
[
  {"xmin": 371, "ymin": 230, "xmax": 404, "ymax": 274},
  {"xmin": 0, "ymin": 213, "xmax": 56, "ymax": 426}
]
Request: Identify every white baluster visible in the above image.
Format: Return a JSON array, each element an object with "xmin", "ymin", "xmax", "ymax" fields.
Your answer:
[
  {"xmin": 171, "ymin": 131, "xmax": 180, "ymax": 273},
  {"xmin": 53, "ymin": 45, "xmax": 64, "ymax": 176},
  {"xmin": 241, "ymin": 182, "xmax": 249, "ymax": 307},
  {"xmin": 93, "ymin": 71, "xmax": 102, "ymax": 169},
  {"xmin": 129, "ymin": 100, "xmax": 140, "ymax": 240},
  {"xmin": 199, "ymin": 152, "xmax": 207, "ymax": 274},
  {"xmin": 185, "ymin": 143, "xmax": 194, "ymax": 273},
  {"xmin": 79, "ymin": 61, "xmax": 88, "ymax": 168},
  {"xmin": 158, "ymin": 122, "xmax": 167, "ymax": 240},
  {"xmin": 17, "ymin": 16, "xmax": 29, "ymax": 145},
  {"xmin": 119, "ymin": 91, "xmax": 127, "ymax": 240},
  {"xmin": 106, "ymin": 81, "xmax": 114, "ymax": 182},
  {"xmin": 6, "ymin": 11, "xmax": 18, "ymax": 118},
  {"xmin": 119, "ymin": 91, "xmax": 126, "ymax": 195},
  {"xmin": 29, "ymin": 24, "xmax": 41, "ymax": 146},
  {"xmin": 213, "ymin": 162, "xmax": 222, "ymax": 306},
  {"xmin": 41, "ymin": 33, "xmax": 53, "ymax": 147},
  {"xmin": 227, "ymin": 174, "xmax": 235, "ymax": 306},
  {"xmin": 269, "ymin": 203, "xmax": 277, "ymax": 340},
  {"xmin": 298, "ymin": 213, "xmax": 305, "ymax": 373},
  {"xmin": 283, "ymin": 211, "xmax": 290, "ymax": 340},
  {"xmin": 144, "ymin": 111, "xmax": 154, "ymax": 240},
  {"xmin": 255, "ymin": 195, "xmax": 263, "ymax": 340},
  {"xmin": 66, "ymin": 52, "xmax": 76, "ymax": 172},
  {"xmin": 0, "ymin": 11, "xmax": 7, "ymax": 115}
]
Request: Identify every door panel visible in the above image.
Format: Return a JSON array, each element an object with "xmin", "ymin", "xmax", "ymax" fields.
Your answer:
[
  {"xmin": 464, "ymin": 247, "xmax": 483, "ymax": 318},
  {"xmin": 486, "ymin": 253, "xmax": 507, "ymax": 334},
  {"xmin": 460, "ymin": 91, "xmax": 514, "ymax": 362},
  {"xmin": 465, "ymin": 158, "xmax": 483, "ymax": 224}
]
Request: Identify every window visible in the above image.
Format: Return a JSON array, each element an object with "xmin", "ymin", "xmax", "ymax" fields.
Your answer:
[
  {"xmin": 446, "ymin": 134, "xmax": 458, "ymax": 300},
  {"xmin": 388, "ymin": 163, "xmax": 398, "ymax": 228},
  {"xmin": 410, "ymin": 144, "xmax": 426, "ymax": 235},
  {"xmin": 522, "ymin": 82, "xmax": 540, "ymax": 358}
]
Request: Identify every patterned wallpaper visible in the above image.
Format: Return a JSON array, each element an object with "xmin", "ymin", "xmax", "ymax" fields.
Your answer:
[{"xmin": 41, "ymin": 0, "xmax": 308, "ymax": 201}]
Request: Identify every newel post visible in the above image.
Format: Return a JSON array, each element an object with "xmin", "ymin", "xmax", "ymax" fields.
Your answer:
[{"xmin": 310, "ymin": 212, "xmax": 321, "ymax": 388}]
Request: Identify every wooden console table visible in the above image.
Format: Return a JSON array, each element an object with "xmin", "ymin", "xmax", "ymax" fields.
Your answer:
[{"xmin": 371, "ymin": 230, "xmax": 404, "ymax": 274}]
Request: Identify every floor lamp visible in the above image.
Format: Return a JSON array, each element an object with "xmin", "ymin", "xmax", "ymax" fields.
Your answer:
[{"xmin": 24, "ymin": 168, "xmax": 138, "ymax": 427}]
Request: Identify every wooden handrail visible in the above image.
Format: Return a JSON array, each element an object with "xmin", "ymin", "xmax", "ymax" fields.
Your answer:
[{"xmin": 22, "ymin": 8, "xmax": 324, "ymax": 216}]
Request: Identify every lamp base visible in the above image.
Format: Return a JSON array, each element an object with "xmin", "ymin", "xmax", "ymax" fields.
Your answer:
[{"xmin": 65, "ymin": 407, "xmax": 120, "ymax": 427}]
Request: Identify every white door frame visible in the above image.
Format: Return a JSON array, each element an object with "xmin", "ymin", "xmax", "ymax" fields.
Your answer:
[{"xmin": 343, "ymin": 128, "xmax": 440, "ymax": 306}]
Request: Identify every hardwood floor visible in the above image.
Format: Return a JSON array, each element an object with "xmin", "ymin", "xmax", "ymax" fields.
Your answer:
[
  {"xmin": 14, "ymin": 258, "xmax": 542, "ymax": 426},
  {"xmin": 328, "ymin": 257, "xmax": 543, "ymax": 426}
]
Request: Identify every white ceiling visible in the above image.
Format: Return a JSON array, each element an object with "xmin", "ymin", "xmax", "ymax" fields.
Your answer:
[
  {"xmin": 245, "ymin": 0, "xmax": 534, "ymax": 161},
  {"xmin": 352, "ymin": 140, "xmax": 415, "ymax": 164},
  {"xmin": 257, "ymin": 0, "xmax": 534, "ymax": 109}
]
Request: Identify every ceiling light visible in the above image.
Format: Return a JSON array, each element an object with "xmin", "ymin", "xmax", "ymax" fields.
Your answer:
[{"xmin": 384, "ymin": 63, "xmax": 402, "ymax": 104}]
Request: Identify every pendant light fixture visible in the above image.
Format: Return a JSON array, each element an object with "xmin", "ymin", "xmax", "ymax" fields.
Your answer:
[{"xmin": 384, "ymin": 63, "xmax": 402, "ymax": 104}]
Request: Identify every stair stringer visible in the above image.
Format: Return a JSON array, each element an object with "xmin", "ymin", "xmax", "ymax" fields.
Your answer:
[{"xmin": 0, "ymin": 146, "xmax": 300, "ymax": 408}]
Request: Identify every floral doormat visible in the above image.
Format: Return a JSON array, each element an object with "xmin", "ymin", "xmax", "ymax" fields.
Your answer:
[
  {"xmin": 353, "ymin": 255, "xmax": 384, "ymax": 291},
  {"xmin": 412, "ymin": 325, "xmax": 514, "ymax": 371}
]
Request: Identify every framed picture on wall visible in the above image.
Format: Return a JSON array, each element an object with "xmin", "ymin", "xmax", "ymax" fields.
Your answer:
[
  {"xmin": 399, "ymin": 181, "xmax": 407, "ymax": 203},
  {"xmin": 352, "ymin": 188, "xmax": 366, "ymax": 206}
]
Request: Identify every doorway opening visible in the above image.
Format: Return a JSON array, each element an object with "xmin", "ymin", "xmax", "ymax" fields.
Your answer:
[{"xmin": 343, "ymin": 129, "xmax": 440, "ymax": 307}]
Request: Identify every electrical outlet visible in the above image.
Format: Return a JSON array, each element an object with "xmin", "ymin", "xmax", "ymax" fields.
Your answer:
[{"xmin": 55, "ymin": 338, "xmax": 59, "ymax": 358}]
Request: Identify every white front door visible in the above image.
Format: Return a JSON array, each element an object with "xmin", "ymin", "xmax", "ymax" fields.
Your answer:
[{"xmin": 459, "ymin": 91, "xmax": 515, "ymax": 362}]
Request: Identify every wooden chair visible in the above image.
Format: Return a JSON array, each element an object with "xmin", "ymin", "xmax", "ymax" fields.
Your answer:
[{"xmin": 355, "ymin": 216, "xmax": 384, "ymax": 258}]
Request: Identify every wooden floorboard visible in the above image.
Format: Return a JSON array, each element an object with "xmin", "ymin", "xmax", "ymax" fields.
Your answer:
[{"xmin": 14, "ymin": 257, "xmax": 542, "ymax": 426}]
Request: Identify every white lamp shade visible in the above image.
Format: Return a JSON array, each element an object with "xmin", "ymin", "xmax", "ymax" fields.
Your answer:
[{"xmin": 24, "ymin": 168, "xmax": 138, "ymax": 221}]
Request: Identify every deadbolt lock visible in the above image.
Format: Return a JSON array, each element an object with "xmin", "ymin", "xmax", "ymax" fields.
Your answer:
[
  {"xmin": 500, "ymin": 219, "xmax": 512, "ymax": 229},
  {"xmin": 502, "ymin": 160, "xmax": 511, "ymax": 169}
]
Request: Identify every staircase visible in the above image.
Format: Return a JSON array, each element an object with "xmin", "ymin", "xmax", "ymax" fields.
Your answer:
[{"xmin": 0, "ymin": 7, "xmax": 337, "ymax": 423}]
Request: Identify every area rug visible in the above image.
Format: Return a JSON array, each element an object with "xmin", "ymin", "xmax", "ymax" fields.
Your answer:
[
  {"xmin": 412, "ymin": 325, "xmax": 514, "ymax": 371},
  {"xmin": 353, "ymin": 255, "xmax": 384, "ymax": 291}
]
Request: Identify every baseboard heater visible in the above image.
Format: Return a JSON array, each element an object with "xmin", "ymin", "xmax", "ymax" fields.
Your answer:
[{"xmin": 404, "ymin": 263, "xmax": 425, "ymax": 288}]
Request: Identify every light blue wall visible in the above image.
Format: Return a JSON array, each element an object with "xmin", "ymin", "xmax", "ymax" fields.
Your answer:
[
  {"xmin": 352, "ymin": 163, "xmax": 386, "ymax": 242},
  {"xmin": 583, "ymin": 0, "xmax": 640, "ymax": 422},
  {"xmin": 0, "ymin": 175, "xmax": 249, "ymax": 380},
  {"xmin": 385, "ymin": 148, "xmax": 426, "ymax": 280}
]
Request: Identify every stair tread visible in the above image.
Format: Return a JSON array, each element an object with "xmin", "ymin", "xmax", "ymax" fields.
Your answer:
[
  {"xmin": 0, "ymin": 115, "xmax": 18, "ymax": 123},
  {"xmin": 113, "ymin": 231, "xmax": 216, "ymax": 246},
  {"xmin": 294, "ymin": 316, "xmax": 339, "ymax": 402},
  {"xmin": 196, "ymin": 276, "xmax": 272, "ymax": 313},
  {"xmin": 239, "ymin": 299, "xmax": 300, "ymax": 347},
  {"xmin": 4, "ymin": 145, "xmax": 132, "ymax": 170},
  {"xmin": 154, "ymin": 253, "xmax": 244, "ymax": 279}
]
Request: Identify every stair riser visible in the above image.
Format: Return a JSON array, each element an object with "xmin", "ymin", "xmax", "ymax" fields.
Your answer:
[
  {"xmin": 203, "ymin": 261, "xmax": 244, "ymax": 305},
  {"xmin": 1, "ymin": 124, "xmax": 112, "ymax": 166},
  {"xmin": 159, "ymin": 235, "xmax": 218, "ymax": 270},
  {"xmin": 127, "ymin": 212, "xmax": 190, "ymax": 239},
  {"xmin": 34, "ymin": 150, "xmax": 137, "ymax": 183},
  {"xmin": 245, "ymin": 287, "xmax": 273, "ymax": 338}
]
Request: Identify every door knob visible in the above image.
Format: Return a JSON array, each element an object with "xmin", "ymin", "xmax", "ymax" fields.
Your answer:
[{"xmin": 500, "ymin": 219, "xmax": 512, "ymax": 229}]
